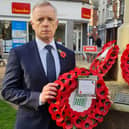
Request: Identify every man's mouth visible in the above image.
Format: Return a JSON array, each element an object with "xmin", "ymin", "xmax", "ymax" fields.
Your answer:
[{"xmin": 42, "ymin": 30, "xmax": 50, "ymax": 33}]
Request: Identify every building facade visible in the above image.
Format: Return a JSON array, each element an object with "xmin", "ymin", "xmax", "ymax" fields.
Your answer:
[
  {"xmin": 0, "ymin": 0, "xmax": 91, "ymax": 56},
  {"xmin": 97, "ymin": 0, "xmax": 124, "ymax": 45},
  {"xmin": 97, "ymin": 0, "xmax": 107, "ymax": 46}
]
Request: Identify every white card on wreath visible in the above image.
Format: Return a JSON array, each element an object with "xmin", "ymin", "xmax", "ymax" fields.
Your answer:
[
  {"xmin": 78, "ymin": 76, "xmax": 97, "ymax": 96},
  {"xmin": 69, "ymin": 89, "xmax": 93, "ymax": 112}
]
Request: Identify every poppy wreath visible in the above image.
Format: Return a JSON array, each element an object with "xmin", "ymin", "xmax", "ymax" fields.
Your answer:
[
  {"xmin": 48, "ymin": 67, "xmax": 111, "ymax": 129},
  {"xmin": 121, "ymin": 44, "xmax": 129, "ymax": 85},
  {"xmin": 90, "ymin": 40, "xmax": 119, "ymax": 77}
]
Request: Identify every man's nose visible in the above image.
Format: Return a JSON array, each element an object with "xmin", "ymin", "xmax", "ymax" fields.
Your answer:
[{"xmin": 42, "ymin": 19, "xmax": 49, "ymax": 26}]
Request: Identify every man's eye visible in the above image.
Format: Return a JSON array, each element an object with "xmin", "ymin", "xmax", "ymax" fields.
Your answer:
[
  {"xmin": 37, "ymin": 18, "xmax": 44, "ymax": 22},
  {"xmin": 48, "ymin": 18, "xmax": 54, "ymax": 21},
  {"xmin": 36, "ymin": 17, "xmax": 55, "ymax": 23}
]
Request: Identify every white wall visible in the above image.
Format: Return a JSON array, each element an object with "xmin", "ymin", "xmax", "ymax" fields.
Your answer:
[{"xmin": 50, "ymin": 1, "xmax": 90, "ymax": 21}]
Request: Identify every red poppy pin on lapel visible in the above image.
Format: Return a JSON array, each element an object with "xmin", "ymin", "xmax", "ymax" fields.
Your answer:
[{"xmin": 58, "ymin": 49, "xmax": 66, "ymax": 58}]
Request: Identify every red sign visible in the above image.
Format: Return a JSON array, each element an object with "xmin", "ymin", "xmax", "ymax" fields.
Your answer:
[
  {"xmin": 81, "ymin": 8, "xmax": 91, "ymax": 19},
  {"xmin": 12, "ymin": 2, "xmax": 30, "ymax": 14},
  {"xmin": 83, "ymin": 46, "xmax": 97, "ymax": 52}
]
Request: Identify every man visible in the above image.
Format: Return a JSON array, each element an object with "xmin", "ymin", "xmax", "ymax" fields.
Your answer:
[
  {"xmin": 96, "ymin": 36, "xmax": 102, "ymax": 48},
  {"xmin": 1, "ymin": 1, "xmax": 75, "ymax": 129}
]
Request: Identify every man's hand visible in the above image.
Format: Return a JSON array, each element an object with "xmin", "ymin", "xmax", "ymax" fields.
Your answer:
[{"xmin": 40, "ymin": 83, "xmax": 58, "ymax": 104}]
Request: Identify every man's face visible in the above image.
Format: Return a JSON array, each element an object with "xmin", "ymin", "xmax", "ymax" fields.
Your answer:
[{"xmin": 31, "ymin": 5, "xmax": 58, "ymax": 43}]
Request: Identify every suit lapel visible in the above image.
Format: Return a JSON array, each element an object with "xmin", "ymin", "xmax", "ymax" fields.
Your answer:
[
  {"xmin": 31, "ymin": 40, "xmax": 48, "ymax": 82},
  {"xmin": 55, "ymin": 43, "xmax": 66, "ymax": 75}
]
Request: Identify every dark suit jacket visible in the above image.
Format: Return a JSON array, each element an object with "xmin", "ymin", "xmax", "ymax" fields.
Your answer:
[{"xmin": 1, "ymin": 40, "xmax": 75, "ymax": 129}]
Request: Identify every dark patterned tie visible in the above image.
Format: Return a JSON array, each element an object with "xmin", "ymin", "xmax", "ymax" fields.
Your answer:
[{"xmin": 45, "ymin": 45, "xmax": 56, "ymax": 82}]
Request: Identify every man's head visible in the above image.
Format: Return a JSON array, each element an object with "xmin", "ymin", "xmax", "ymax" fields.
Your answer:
[{"xmin": 31, "ymin": 0, "xmax": 58, "ymax": 43}]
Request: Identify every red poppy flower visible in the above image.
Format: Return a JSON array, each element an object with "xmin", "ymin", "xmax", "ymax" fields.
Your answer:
[
  {"xmin": 60, "ymin": 51, "xmax": 66, "ymax": 58},
  {"xmin": 104, "ymin": 98, "xmax": 112, "ymax": 109},
  {"xmin": 56, "ymin": 119, "xmax": 65, "ymax": 127},
  {"xmin": 49, "ymin": 104, "xmax": 60, "ymax": 120},
  {"xmin": 93, "ymin": 113, "xmax": 104, "ymax": 123},
  {"xmin": 73, "ymin": 116, "xmax": 83, "ymax": 128},
  {"xmin": 79, "ymin": 67, "xmax": 90, "ymax": 75},
  {"xmin": 63, "ymin": 119, "xmax": 73, "ymax": 129},
  {"xmin": 82, "ymin": 118, "xmax": 93, "ymax": 129},
  {"xmin": 54, "ymin": 111, "xmax": 63, "ymax": 122},
  {"xmin": 64, "ymin": 79, "xmax": 77, "ymax": 92},
  {"xmin": 95, "ymin": 105, "xmax": 109, "ymax": 116},
  {"xmin": 96, "ymin": 86, "xmax": 108, "ymax": 99},
  {"xmin": 91, "ymin": 119, "xmax": 98, "ymax": 128},
  {"xmin": 96, "ymin": 79, "xmax": 106, "ymax": 89}
]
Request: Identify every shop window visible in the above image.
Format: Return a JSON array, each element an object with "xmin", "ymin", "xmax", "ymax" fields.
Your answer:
[
  {"xmin": 55, "ymin": 23, "xmax": 65, "ymax": 46},
  {"xmin": 0, "ymin": 21, "xmax": 12, "ymax": 53},
  {"xmin": 3, "ymin": 22, "xmax": 11, "ymax": 40}
]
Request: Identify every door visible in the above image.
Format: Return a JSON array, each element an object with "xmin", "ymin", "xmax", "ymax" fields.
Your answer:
[{"xmin": 73, "ymin": 30, "xmax": 81, "ymax": 52}]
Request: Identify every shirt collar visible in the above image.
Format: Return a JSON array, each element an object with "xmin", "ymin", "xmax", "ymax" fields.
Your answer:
[{"xmin": 36, "ymin": 37, "xmax": 57, "ymax": 51}]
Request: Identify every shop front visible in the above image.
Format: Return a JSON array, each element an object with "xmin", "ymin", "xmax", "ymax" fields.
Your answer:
[{"xmin": 0, "ymin": 0, "xmax": 91, "ymax": 58}]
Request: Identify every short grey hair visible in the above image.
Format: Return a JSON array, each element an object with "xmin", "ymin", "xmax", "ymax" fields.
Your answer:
[{"xmin": 31, "ymin": 0, "xmax": 57, "ymax": 20}]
